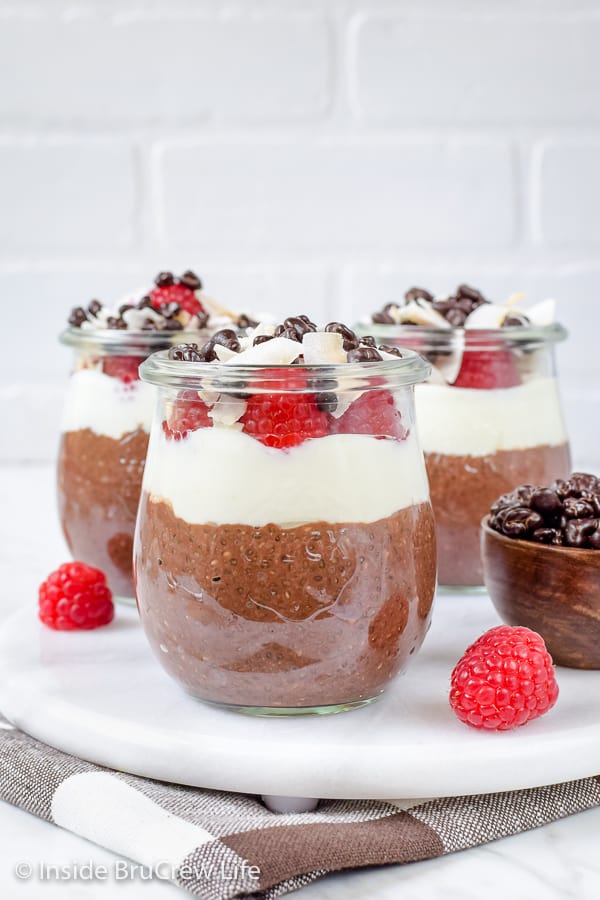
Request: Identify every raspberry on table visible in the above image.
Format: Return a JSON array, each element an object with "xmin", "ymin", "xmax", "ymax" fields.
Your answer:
[
  {"xmin": 39, "ymin": 562, "xmax": 114, "ymax": 631},
  {"xmin": 163, "ymin": 391, "xmax": 212, "ymax": 440},
  {"xmin": 149, "ymin": 282, "xmax": 204, "ymax": 317},
  {"xmin": 449, "ymin": 625, "xmax": 559, "ymax": 731},
  {"xmin": 102, "ymin": 355, "xmax": 145, "ymax": 384},
  {"xmin": 332, "ymin": 390, "xmax": 408, "ymax": 440}
]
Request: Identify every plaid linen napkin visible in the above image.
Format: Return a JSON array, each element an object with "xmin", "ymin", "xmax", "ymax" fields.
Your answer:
[{"xmin": 1, "ymin": 715, "xmax": 599, "ymax": 900}]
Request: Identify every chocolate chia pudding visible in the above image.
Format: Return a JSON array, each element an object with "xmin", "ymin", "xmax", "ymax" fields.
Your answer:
[
  {"xmin": 136, "ymin": 495, "xmax": 436, "ymax": 709},
  {"xmin": 58, "ymin": 428, "xmax": 149, "ymax": 598},
  {"xmin": 58, "ymin": 270, "xmax": 259, "ymax": 600},
  {"xmin": 426, "ymin": 443, "xmax": 571, "ymax": 587},
  {"xmin": 363, "ymin": 284, "xmax": 571, "ymax": 588},
  {"xmin": 134, "ymin": 315, "xmax": 436, "ymax": 713}
]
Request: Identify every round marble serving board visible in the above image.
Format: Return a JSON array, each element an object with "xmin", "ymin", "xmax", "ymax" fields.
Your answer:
[{"xmin": 1, "ymin": 595, "xmax": 599, "ymax": 801}]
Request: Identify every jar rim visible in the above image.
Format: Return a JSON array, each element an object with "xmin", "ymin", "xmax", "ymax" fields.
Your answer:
[
  {"xmin": 139, "ymin": 347, "xmax": 432, "ymax": 392},
  {"xmin": 355, "ymin": 321, "xmax": 568, "ymax": 350},
  {"xmin": 59, "ymin": 326, "xmax": 208, "ymax": 355}
]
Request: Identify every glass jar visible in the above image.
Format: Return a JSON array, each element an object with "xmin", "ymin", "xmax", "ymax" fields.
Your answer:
[
  {"xmin": 360, "ymin": 323, "xmax": 571, "ymax": 589},
  {"xmin": 58, "ymin": 328, "xmax": 187, "ymax": 603},
  {"xmin": 134, "ymin": 351, "xmax": 436, "ymax": 715}
]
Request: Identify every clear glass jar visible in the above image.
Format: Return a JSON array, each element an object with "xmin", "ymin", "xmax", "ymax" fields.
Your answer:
[
  {"xmin": 360, "ymin": 323, "xmax": 571, "ymax": 589},
  {"xmin": 58, "ymin": 328, "xmax": 188, "ymax": 603},
  {"xmin": 134, "ymin": 351, "xmax": 436, "ymax": 715}
]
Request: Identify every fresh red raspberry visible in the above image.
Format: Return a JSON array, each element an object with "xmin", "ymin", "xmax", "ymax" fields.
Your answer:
[
  {"xmin": 163, "ymin": 390, "xmax": 212, "ymax": 439},
  {"xmin": 240, "ymin": 380, "xmax": 329, "ymax": 449},
  {"xmin": 332, "ymin": 390, "xmax": 408, "ymax": 440},
  {"xmin": 149, "ymin": 282, "xmax": 204, "ymax": 316},
  {"xmin": 450, "ymin": 625, "xmax": 559, "ymax": 731},
  {"xmin": 453, "ymin": 349, "xmax": 520, "ymax": 390},
  {"xmin": 102, "ymin": 355, "xmax": 144, "ymax": 384},
  {"xmin": 39, "ymin": 562, "xmax": 114, "ymax": 631}
]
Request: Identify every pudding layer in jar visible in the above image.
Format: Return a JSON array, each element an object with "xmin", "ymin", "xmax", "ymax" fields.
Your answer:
[
  {"xmin": 363, "ymin": 286, "xmax": 571, "ymax": 588},
  {"xmin": 417, "ymin": 378, "xmax": 570, "ymax": 587},
  {"xmin": 58, "ymin": 269, "xmax": 258, "ymax": 601},
  {"xmin": 134, "ymin": 319, "xmax": 437, "ymax": 714}
]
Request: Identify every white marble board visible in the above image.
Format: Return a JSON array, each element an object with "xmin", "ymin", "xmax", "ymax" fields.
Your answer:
[{"xmin": 1, "ymin": 593, "xmax": 599, "ymax": 801}]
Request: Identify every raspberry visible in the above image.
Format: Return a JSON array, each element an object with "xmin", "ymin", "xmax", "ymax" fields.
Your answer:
[
  {"xmin": 450, "ymin": 625, "xmax": 559, "ymax": 731},
  {"xmin": 39, "ymin": 562, "xmax": 114, "ymax": 631},
  {"xmin": 149, "ymin": 282, "xmax": 204, "ymax": 316},
  {"xmin": 332, "ymin": 390, "xmax": 408, "ymax": 440},
  {"xmin": 240, "ymin": 382, "xmax": 329, "ymax": 449},
  {"xmin": 453, "ymin": 349, "xmax": 521, "ymax": 390},
  {"xmin": 163, "ymin": 390, "xmax": 212, "ymax": 439},
  {"xmin": 102, "ymin": 355, "xmax": 144, "ymax": 384}
]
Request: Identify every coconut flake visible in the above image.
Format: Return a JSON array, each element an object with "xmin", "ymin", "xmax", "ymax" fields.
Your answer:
[
  {"xmin": 198, "ymin": 293, "xmax": 237, "ymax": 321},
  {"xmin": 387, "ymin": 305, "xmax": 403, "ymax": 324},
  {"xmin": 236, "ymin": 335, "xmax": 252, "ymax": 351},
  {"xmin": 208, "ymin": 394, "xmax": 247, "ymax": 428},
  {"xmin": 378, "ymin": 349, "xmax": 403, "ymax": 361},
  {"xmin": 330, "ymin": 392, "xmax": 361, "ymax": 419},
  {"xmin": 250, "ymin": 320, "xmax": 276, "ymax": 341},
  {"xmin": 397, "ymin": 302, "xmax": 450, "ymax": 328},
  {"xmin": 302, "ymin": 331, "xmax": 346, "ymax": 365},
  {"xmin": 433, "ymin": 331, "xmax": 465, "ymax": 384},
  {"xmin": 214, "ymin": 344, "xmax": 238, "ymax": 362},
  {"xmin": 527, "ymin": 298, "xmax": 556, "ymax": 326},
  {"xmin": 226, "ymin": 336, "xmax": 300, "ymax": 366},
  {"xmin": 198, "ymin": 389, "xmax": 220, "ymax": 405},
  {"xmin": 464, "ymin": 303, "xmax": 509, "ymax": 329},
  {"xmin": 121, "ymin": 306, "xmax": 164, "ymax": 330}
]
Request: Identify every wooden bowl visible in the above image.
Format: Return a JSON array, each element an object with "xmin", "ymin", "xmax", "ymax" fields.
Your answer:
[{"xmin": 481, "ymin": 518, "xmax": 600, "ymax": 669}]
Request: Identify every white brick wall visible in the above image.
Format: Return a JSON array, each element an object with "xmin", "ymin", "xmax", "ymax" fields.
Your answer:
[
  {"xmin": 157, "ymin": 138, "xmax": 516, "ymax": 251},
  {"xmin": 534, "ymin": 140, "xmax": 600, "ymax": 247},
  {"xmin": 0, "ymin": 139, "xmax": 137, "ymax": 254},
  {"xmin": 0, "ymin": 12, "xmax": 332, "ymax": 124},
  {"xmin": 350, "ymin": 12, "xmax": 600, "ymax": 124},
  {"xmin": 1, "ymin": 0, "xmax": 599, "ymax": 468}
]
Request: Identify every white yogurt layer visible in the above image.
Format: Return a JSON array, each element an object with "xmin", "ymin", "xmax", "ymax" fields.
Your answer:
[
  {"xmin": 61, "ymin": 368, "xmax": 155, "ymax": 439},
  {"xmin": 143, "ymin": 428, "xmax": 429, "ymax": 526},
  {"xmin": 415, "ymin": 376, "xmax": 567, "ymax": 457}
]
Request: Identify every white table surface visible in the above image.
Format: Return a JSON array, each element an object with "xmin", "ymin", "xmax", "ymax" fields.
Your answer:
[{"xmin": 1, "ymin": 463, "xmax": 599, "ymax": 900}]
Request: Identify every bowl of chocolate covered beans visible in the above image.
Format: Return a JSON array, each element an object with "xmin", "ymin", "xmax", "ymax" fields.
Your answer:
[{"xmin": 481, "ymin": 472, "xmax": 600, "ymax": 669}]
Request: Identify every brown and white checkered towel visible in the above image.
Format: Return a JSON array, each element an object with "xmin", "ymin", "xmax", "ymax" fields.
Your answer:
[{"xmin": 1, "ymin": 716, "xmax": 599, "ymax": 899}]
